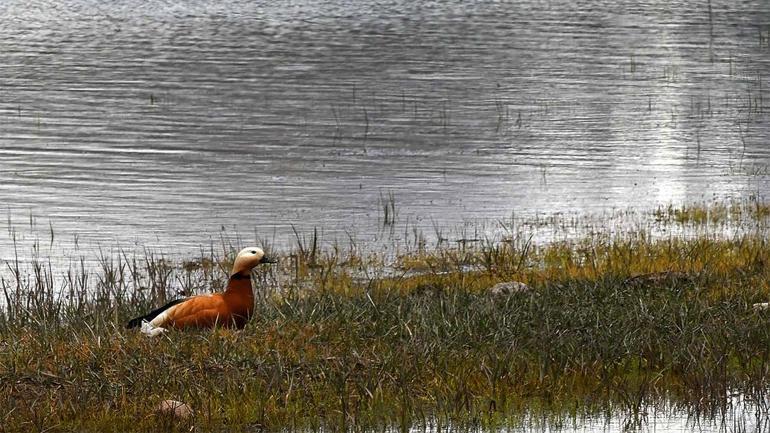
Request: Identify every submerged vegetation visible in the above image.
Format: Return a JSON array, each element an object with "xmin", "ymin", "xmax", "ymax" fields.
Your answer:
[{"xmin": 3, "ymin": 201, "xmax": 770, "ymax": 431}]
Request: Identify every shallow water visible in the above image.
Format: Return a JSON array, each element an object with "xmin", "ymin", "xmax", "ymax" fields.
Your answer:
[
  {"xmin": 401, "ymin": 392, "xmax": 769, "ymax": 433},
  {"xmin": 1, "ymin": 0, "xmax": 770, "ymax": 259}
]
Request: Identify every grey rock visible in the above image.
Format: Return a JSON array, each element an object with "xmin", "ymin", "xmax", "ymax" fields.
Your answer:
[{"xmin": 489, "ymin": 281, "xmax": 532, "ymax": 296}]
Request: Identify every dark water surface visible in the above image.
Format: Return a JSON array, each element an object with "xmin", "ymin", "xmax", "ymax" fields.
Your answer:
[{"xmin": 1, "ymin": 0, "xmax": 770, "ymax": 258}]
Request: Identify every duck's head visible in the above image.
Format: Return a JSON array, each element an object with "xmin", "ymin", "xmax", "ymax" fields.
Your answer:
[{"xmin": 231, "ymin": 247, "xmax": 277, "ymax": 276}]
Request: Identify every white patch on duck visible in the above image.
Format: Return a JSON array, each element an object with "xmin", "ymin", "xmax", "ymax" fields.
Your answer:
[{"xmin": 141, "ymin": 320, "xmax": 167, "ymax": 337}]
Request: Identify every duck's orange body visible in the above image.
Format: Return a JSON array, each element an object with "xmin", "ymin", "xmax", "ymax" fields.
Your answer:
[
  {"xmin": 162, "ymin": 275, "xmax": 254, "ymax": 329},
  {"xmin": 127, "ymin": 247, "xmax": 275, "ymax": 335}
]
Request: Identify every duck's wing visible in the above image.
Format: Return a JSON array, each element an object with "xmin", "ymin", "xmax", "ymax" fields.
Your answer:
[
  {"xmin": 126, "ymin": 298, "xmax": 188, "ymax": 329},
  {"xmin": 158, "ymin": 295, "xmax": 230, "ymax": 329}
]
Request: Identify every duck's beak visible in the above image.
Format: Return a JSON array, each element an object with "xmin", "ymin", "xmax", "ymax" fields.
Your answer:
[{"xmin": 259, "ymin": 255, "xmax": 278, "ymax": 264}]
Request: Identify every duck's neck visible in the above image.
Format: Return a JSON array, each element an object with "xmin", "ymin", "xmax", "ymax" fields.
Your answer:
[{"xmin": 224, "ymin": 272, "xmax": 254, "ymax": 301}]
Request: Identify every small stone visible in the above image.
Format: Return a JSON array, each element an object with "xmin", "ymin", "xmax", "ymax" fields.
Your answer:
[
  {"xmin": 489, "ymin": 281, "xmax": 532, "ymax": 296},
  {"xmin": 753, "ymin": 302, "xmax": 770, "ymax": 311},
  {"xmin": 157, "ymin": 399, "xmax": 193, "ymax": 420}
]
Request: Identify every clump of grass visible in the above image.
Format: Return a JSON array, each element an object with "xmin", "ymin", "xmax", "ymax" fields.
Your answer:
[
  {"xmin": 3, "ymin": 202, "xmax": 770, "ymax": 431},
  {"xmin": 653, "ymin": 202, "xmax": 727, "ymax": 224},
  {"xmin": 651, "ymin": 198, "xmax": 770, "ymax": 227}
]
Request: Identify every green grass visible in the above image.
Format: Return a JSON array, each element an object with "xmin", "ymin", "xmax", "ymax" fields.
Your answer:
[{"xmin": 3, "ymin": 201, "xmax": 770, "ymax": 431}]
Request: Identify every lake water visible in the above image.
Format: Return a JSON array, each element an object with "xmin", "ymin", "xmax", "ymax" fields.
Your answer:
[
  {"xmin": 2, "ymin": 2, "xmax": 770, "ymax": 431},
  {"xmin": 1, "ymin": 0, "xmax": 770, "ymax": 259}
]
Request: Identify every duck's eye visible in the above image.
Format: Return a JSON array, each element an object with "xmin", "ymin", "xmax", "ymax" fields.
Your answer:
[{"xmin": 251, "ymin": 250, "xmax": 257, "ymax": 254}]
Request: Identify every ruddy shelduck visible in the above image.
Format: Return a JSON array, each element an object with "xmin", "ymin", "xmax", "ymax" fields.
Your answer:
[{"xmin": 127, "ymin": 247, "xmax": 276, "ymax": 336}]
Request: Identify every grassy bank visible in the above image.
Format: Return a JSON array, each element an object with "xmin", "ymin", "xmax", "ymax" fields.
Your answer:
[{"xmin": 3, "ymin": 202, "xmax": 770, "ymax": 431}]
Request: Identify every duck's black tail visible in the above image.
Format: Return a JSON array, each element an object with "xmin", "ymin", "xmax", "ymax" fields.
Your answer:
[{"xmin": 127, "ymin": 298, "xmax": 187, "ymax": 328}]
